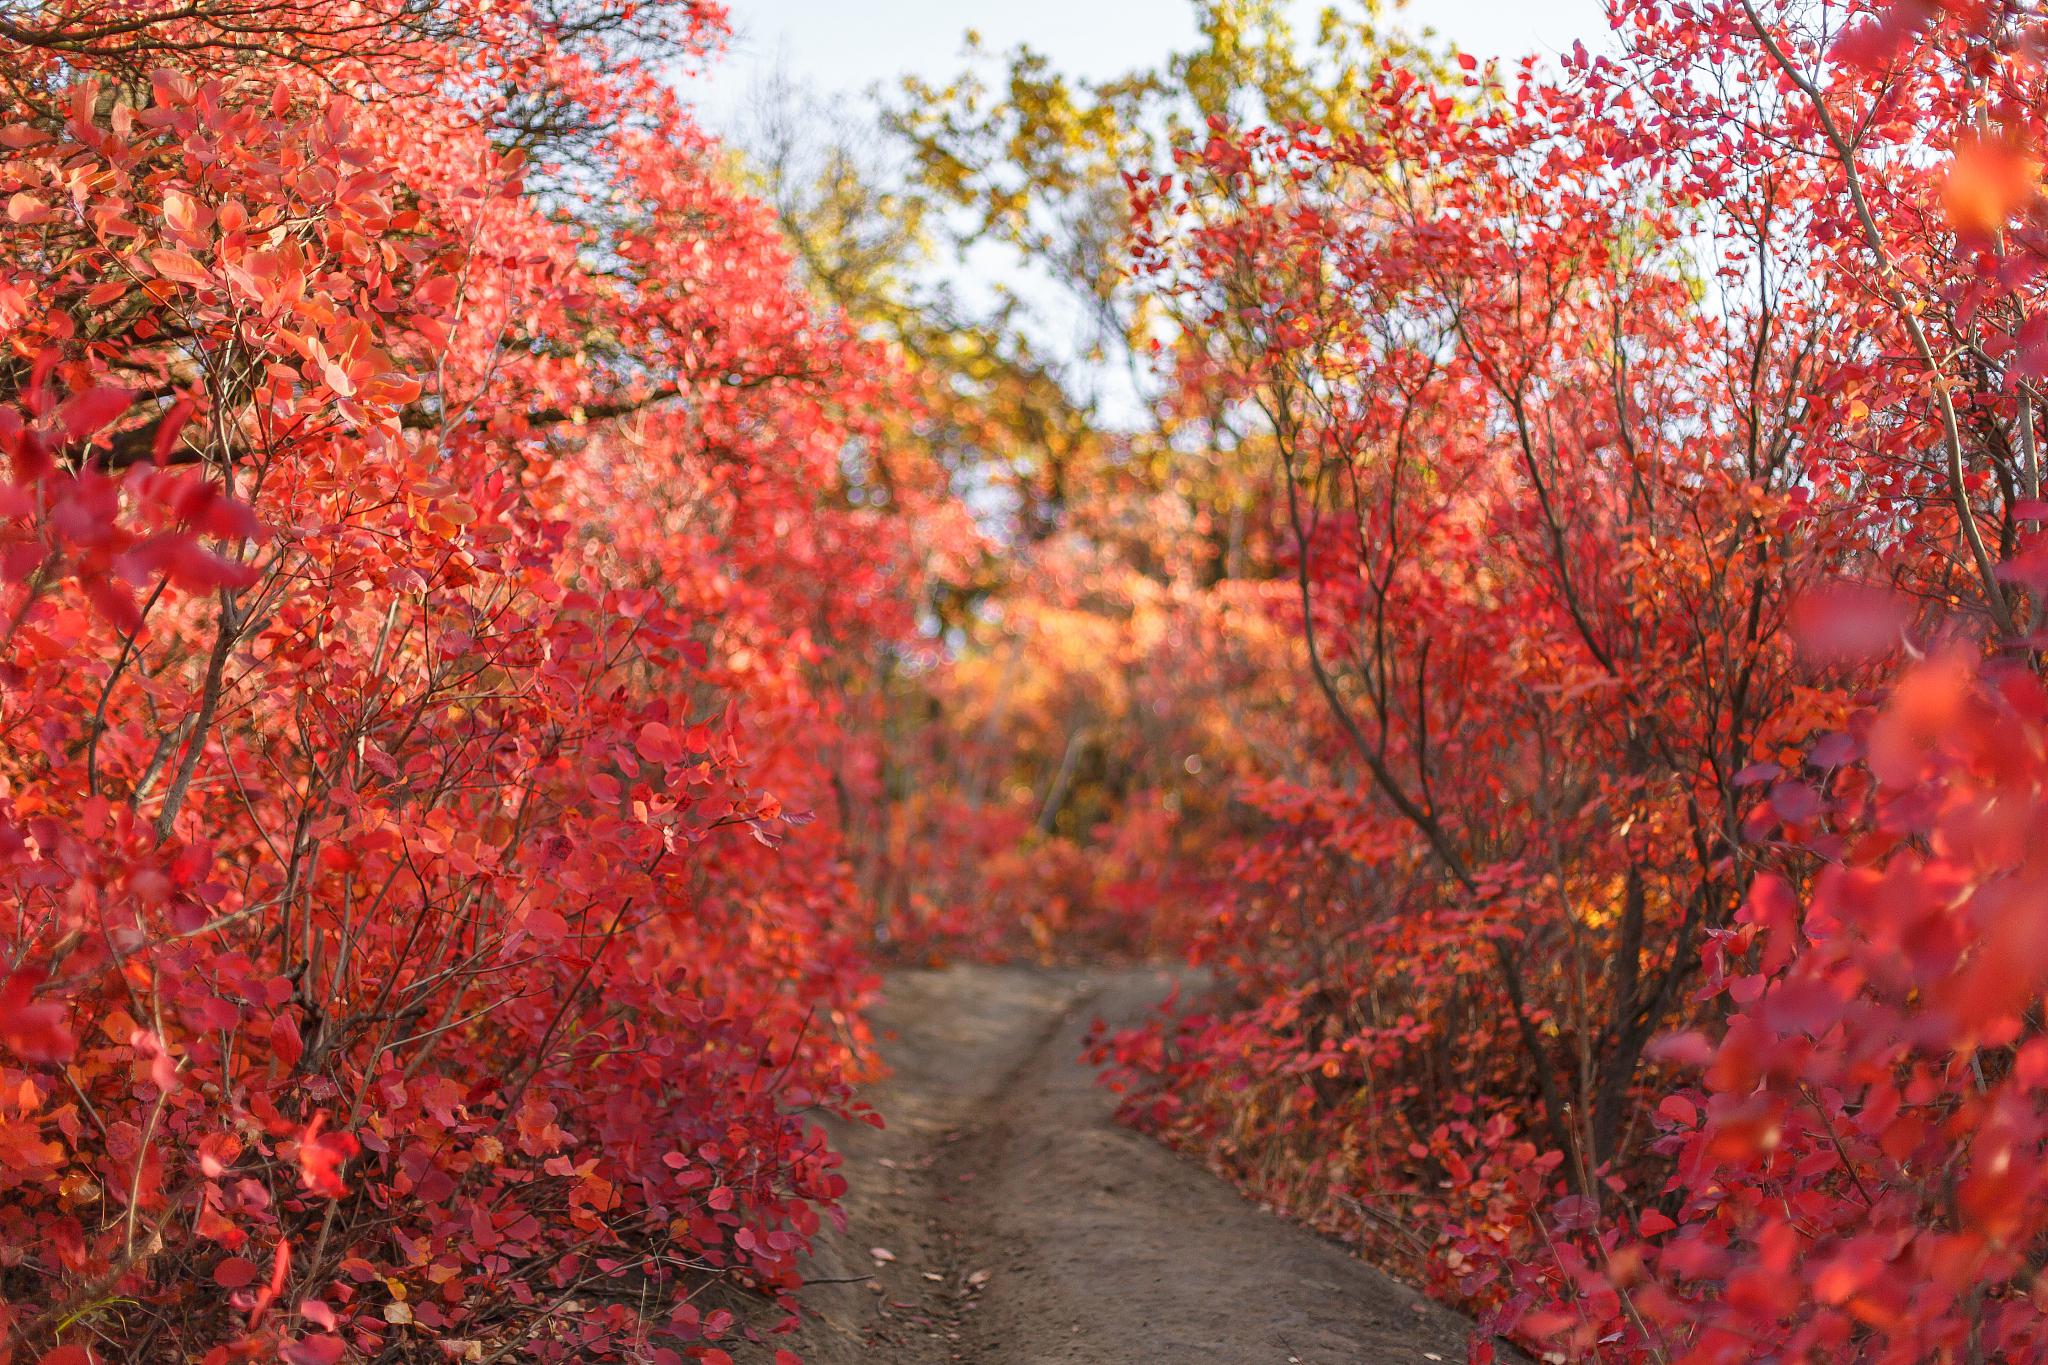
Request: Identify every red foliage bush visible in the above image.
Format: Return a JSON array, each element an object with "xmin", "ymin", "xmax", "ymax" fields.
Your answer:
[
  {"xmin": 1095, "ymin": 1, "xmax": 2048, "ymax": 1361},
  {"xmin": 0, "ymin": 3, "xmax": 959, "ymax": 1360},
  {"xmin": 1486, "ymin": 653, "xmax": 2048, "ymax": 1361}
]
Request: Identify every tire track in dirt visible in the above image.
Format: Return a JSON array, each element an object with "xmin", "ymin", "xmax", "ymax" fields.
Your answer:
[{"xmin": 780, "ymin": 965, "xmax": 1482, "ymax": 1365}]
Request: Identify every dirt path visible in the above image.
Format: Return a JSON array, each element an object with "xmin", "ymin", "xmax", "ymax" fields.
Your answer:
[{"xmin": 780, "ymin": 965, "xmax": 1480, "ymax": 1365}]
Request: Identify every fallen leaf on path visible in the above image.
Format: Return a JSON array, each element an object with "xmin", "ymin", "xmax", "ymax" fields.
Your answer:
[
  {"xmin": 869, "ymin": 1247, "xmax": 896, "ymax": 1262},
  {"xmin": 966, "ymin": 1269, "xmax": 991, "ymax": 1288}
]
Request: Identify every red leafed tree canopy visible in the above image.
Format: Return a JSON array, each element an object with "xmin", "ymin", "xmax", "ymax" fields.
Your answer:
[
  {"xmin": 0, "ymin": 0, "xmax": 974, "ymax": 1360},
  {"xmin": 9, "ymin": 0, "xmax": 2048, "ymax": 1361}
]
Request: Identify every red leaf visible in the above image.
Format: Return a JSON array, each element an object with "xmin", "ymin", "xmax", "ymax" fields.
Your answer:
[
  {"xmin": 1648, "ymin": 1030, "xmax": 1713, "ymax": 1067},
  {"xmin": 1943, "ymin": 131, "xmax": 2037, "ymax": 237},
  {"xmin": 1655, "ymin": 1095, "xmax": 1698, "ymax": 1129},
  {"xmin": 1769, "ymin": 782, "xmax": 1822, "ymax": 823},
  {"xmin": 83, "ymin": 575, "xmax": 144, "ymax": 634},
  {"xmin": 1550, "ymin": 1194, "xmax": 1598, "ymax": 1230},
  {"xmin": 214, "ymin": 1255, "xmax": 259, "ymax": 1288},
  {"xmin": 250, "ymin": 1237, "xmax": 291, "ymax": 1321},
  {"xmin": 296, "ymin": 1114, "xmax": 357, "ymax": 1198},
  {"xmin": 1732, "ymin": 761, "xmax": 1781, "ymax": 788},
  {"xmin": 149, "ymin": 247, "xmax": 213, "ymax": 287},
  {"xmin": 55, "ymin": 387, "xmax": 133, "ymax": 443},
  {"xmin": 0, "ymin": 970, "xmax": 74, "ymax": 1062},
  {"xmin": 524, "ymin": 906, "xmax": 569, "ymax": 942},
  {"xmin": 637, "ymin": 721, "xmax": 682, "ymax": 764},
  {"xmin": 281, "ymin": 1338, "xmax": 345, "ymax": 1365}
]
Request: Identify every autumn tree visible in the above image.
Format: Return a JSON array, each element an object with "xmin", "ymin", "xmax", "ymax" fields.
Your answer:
[
  {"xmin": 1097, "ymin": 1, "xmax": 2048, "ymax": 1360},
  {"xmin": 0, "ymin": 1, "xmax": 959, "ymax": 1360}
]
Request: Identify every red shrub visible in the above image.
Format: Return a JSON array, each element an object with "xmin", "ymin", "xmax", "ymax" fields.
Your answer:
[{"xmin": 0, "ymin": 4, "xmax": 951, "ymax": 1360}]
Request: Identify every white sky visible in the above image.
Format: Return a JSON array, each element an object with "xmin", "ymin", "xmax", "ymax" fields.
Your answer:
[{"xmin": 689, "ymin": 0, "xmax": 1614, "ymax": 129}]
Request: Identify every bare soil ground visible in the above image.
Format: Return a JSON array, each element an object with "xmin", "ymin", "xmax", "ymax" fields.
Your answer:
[{"xmin": 778, "ymin": 964, "xmax": 1482, "ymax": 1365}]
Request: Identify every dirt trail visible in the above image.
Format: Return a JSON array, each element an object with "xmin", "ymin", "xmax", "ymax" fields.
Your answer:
[{"xmin": 781, "ymin": 965, "xmax": 1480, "ymax": 1365}]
